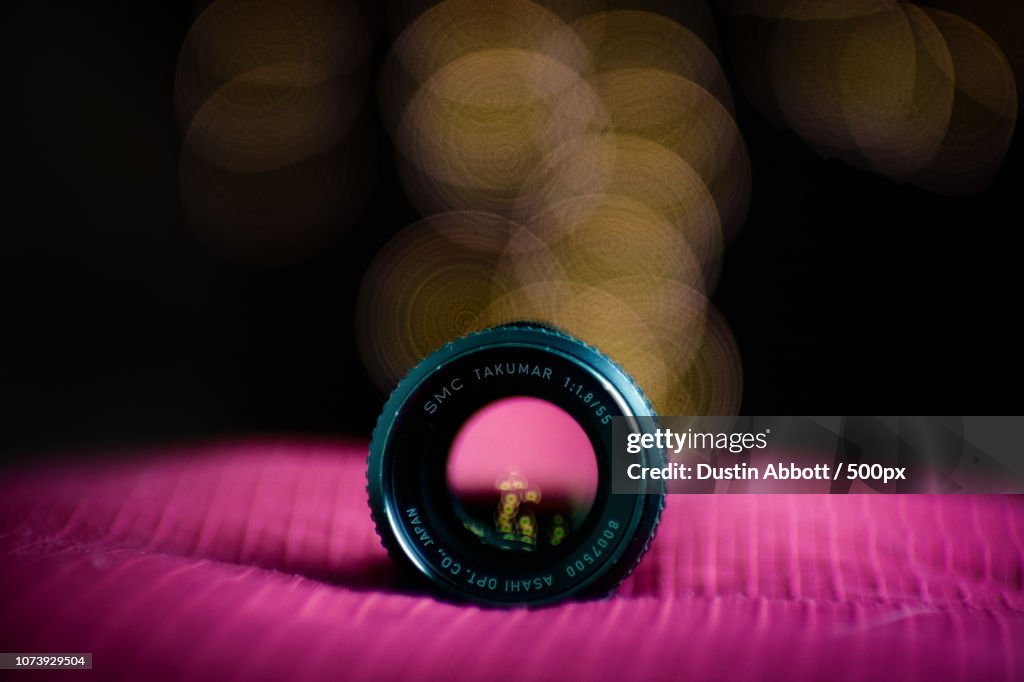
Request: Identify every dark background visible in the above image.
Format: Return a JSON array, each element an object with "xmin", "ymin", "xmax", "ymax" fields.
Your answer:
[{"xmin": 2, "ymin": 1, "xmax": 1021, "ymax": 458}]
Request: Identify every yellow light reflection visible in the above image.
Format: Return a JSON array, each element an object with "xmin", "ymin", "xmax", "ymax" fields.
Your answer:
[
  {"xmin": 396, "ymin": 48, "xmax": 607, "ymax": 216},
  {"xmin": 590, "ymin": 68, "xmax": 751, "ymax": 240},
  {"xmin": 573, "ymin": 10, "xmax": 733, "ymax": 112},
  {"xmin": 725, "ymin": 0, "xmax": 1017, "ymax": 194},
  {"xmin": 356, "ymin": 212, "xmax": 527, "ymax": 390},
  {"xmin": 176, "ymin": 0, "xmax": 372, "ymax": 265},
  {"xmin": 515, "ymin": 133, "xmax": 724, "ymax": 286},
  {"xmin": 363, "ymin": 1, "xmax": 747, "ymax": 415}
]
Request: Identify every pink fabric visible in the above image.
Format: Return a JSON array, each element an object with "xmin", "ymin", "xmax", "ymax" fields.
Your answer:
[{"xmin": 1, "ymin": 439, "xmax": 1022, "ymax": 681}]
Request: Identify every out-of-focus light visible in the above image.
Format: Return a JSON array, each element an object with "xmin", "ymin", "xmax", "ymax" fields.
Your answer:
[
  {"xmin": 184, "ymin": 72, "xmax": 364, "ymax": 173},
  {"xmin": 590, "ymin": 68, "xmax": 751, "ymax": 240},
  {"xmin": 176, "ymin": 0, "xmax": 373, "ymax": 266},
  {"xmin": 515, "ymin": 133, "xmax": 724, "ymax": 286},
  {"xmin": 572, "ymin": 10, "xmax": 734, "ymax": 112},
  {"xmin": 176, "ymin": 0, "xmax": 370, "ymax": 149},
  {"xmin": 725, "ymin": 0, "xmax": 1017, "ymax": 195},
  {"xmin": 395, "ymin": 48, "xmax": 607, "ymax": 216},
  {"xmin": 390, "ymin": 0, "xmax": 590, "ymax": 84},
  {"xmin": 476, "ymin": 281, "xmax": 674, "ymax": 409},
  {"xmin": 379, "ymin": 0, "xmax": 589, "ymax": 137},
  {"xmin": 356, "ymin": 212, "xmax": 529, "ymax": 391},
  {"xmin": 911, "ymin": 9, "xmax": 1018, "ymax": 196},
  {"xmin": 514, "ymin": 194, "xmax": 705, "ymax": 290},
  {"xmin": 922, "ymin": 0, "xmax": 1023, "ymax": 115},
  {"xmin": 363, "ymin": 0, "xmax": 745, "ymax": 416},
  {"xmin": 663, "ymin": 301, "xmax": 743, "ymax": 417},
  {"xmin": 603, "ymin": 276, "xmax": 712, "ymax": 399}
]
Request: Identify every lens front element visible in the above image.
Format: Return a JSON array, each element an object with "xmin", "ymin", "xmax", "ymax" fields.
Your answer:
[{"xmin": 447, "ymin": 395, "xmax": 599, "ymax": 553}]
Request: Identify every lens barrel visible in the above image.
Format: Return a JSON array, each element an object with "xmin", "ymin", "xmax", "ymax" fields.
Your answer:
[{"xmin": 367, "ymin": 323, "xmax": 665, "ymax": 606}]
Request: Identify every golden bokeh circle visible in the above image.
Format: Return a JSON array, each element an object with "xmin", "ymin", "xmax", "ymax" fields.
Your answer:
[
  {"xmin": 591, "ymin": 68, "xmax": 751, "ymax": 239},
  {"xmin": 396, "ymin": 48, "xmax": 608, "ymax": 215}
]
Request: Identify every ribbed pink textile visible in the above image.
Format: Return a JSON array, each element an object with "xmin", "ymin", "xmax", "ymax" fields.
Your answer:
[{"xmin": 1, "ymin": 439, "xmax": 1022, "ymax": 681}]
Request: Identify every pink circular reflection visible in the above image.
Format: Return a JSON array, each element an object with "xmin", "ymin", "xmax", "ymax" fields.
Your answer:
[{"xmin": 447, "ymin": 396, "xmax": 598, "ymax": 525}]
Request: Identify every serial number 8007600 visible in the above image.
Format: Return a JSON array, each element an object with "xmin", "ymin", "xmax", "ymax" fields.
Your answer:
[{"xmin": 565, "ymin": 519, "xmax": 620, "ymax": 577}]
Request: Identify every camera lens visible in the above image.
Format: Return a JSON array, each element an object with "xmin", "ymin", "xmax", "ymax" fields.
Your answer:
[{"xmin": 367, "ymin": 323, "xmax": 664, "ymax": 606}]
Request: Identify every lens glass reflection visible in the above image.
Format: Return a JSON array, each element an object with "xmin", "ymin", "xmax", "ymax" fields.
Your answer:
[{"xmin": 446, "ymin": 396, "xmax": 598, "ymax": 552}]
